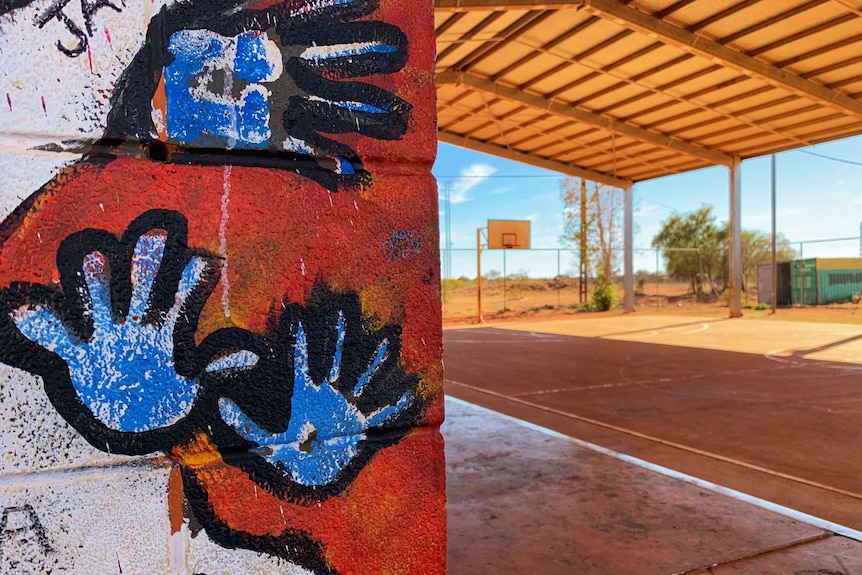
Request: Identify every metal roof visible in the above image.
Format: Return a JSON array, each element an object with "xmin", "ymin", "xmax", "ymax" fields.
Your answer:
[{"xmin": 434, "ymin": 0, "xmax": 862, "ymax": 186}]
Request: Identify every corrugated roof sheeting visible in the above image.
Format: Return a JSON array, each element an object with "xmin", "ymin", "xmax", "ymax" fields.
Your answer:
[{"xmin": 435, "ymin": 0, "xmax": 862, "ymax": 184}]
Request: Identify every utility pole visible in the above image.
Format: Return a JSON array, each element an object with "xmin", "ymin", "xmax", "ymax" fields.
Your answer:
[
  {"xmin": 442, "ymin": 181, "xmax": 453, "ymax": 295},
  {"xmin": 771, "ymin": 154, "xmax": 777, "ymax": 314},
  {"xmin": 579, "ymin": 180, "xmax": 588, "ymax": 303},
  {"xmin": 476, "ymin": 227, "xmax": 486, "ymax": 323}
]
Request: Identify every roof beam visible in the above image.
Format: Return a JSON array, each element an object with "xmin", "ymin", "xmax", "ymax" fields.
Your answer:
[
  {"xmin": 830, "ymin": 0, "xmax": 862, "ymax": 18},
  {"xmin": 577, "ymin": 0, "xmax": 862, "ymax": 121},
  {"xmin": 438, "ymin": 130, "xmax": 630, "ymax": 187},
  {"xmin": 434, "ymin": 0, "xmax": 577, "ymax": 11},
  {"xmin": 437, "ymin": 71, "xmax": 734, "ymax": 166}
]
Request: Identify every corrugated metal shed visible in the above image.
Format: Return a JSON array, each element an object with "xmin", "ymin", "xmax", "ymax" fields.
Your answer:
[
  {"xmin": 756, "ymin": 262, "xmax": 791, "ymax": 306},
  {"xmin": 788, "ymin": 258, "xmax": 862, "ymax": 304},
  {"xmin": 435, "ymin": 0, "xmax": 862, "ymax": 186},
  {"xmin": 815, "ymin": 258, "xmax": 862, "ymax": 303}
]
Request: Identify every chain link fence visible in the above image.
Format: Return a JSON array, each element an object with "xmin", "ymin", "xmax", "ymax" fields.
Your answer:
[
  {"xmin": 440, "ymin": 247, "xmax": 670, "ymax": 320},
  {"xmin": 441, "ymin": 235, "xmax": 862, "ymax": 320}
]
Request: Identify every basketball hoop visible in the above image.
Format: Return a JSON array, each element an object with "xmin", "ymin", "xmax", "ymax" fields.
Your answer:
[{"xmin": 502, "ymin": 232, "xmax": 519, "ymax": 249}]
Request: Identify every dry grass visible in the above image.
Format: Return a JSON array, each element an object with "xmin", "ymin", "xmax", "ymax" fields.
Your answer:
[{"xmin": 441, "ymin": 278, "xmax": 862, "ymax": 327}]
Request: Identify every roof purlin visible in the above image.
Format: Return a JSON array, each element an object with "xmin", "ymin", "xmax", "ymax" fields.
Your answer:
[
  {"xmin": 439, "ymin": 130, "xmax": 633, "ymax": 187},
  {"xmin": 576, "ymin": 0, "xmax": 862, "ymax": 121},
  {"xmin": 435, "ymin": 0, "xmax": 862, "ymax": 183},
  {"xmin": 437, "ymin": 71, "xmax": 735, "ymax": 166}
]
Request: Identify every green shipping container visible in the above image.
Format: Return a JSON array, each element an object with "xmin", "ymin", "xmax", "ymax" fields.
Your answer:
[
  {"xmin": 818, "ymin": 268, "xmax": 862, "ymax": 304},
  {"xmin": 790, "ymin": 258, "xmax": 862, "ymax": 305},
  {"xmin": 791, "ymin": 259, "xmax": 817, "ymax": 305}
]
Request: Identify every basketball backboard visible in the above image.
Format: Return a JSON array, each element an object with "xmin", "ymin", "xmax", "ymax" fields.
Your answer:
[{"xmin": 487, "ymin": 220, "xmax": 531, "ymax": 249}]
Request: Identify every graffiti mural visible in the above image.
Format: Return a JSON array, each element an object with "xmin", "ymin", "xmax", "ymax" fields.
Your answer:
[
  {"xmin": 104, "ymin": 0, "xmax": 412, "ymax": 190},
  {"xmin": 0, "ymin": 0, "xmax": 443, "ymax": 571},
  {"xmin": 34, "ymin": 0, "xmax": 123, "ymax": 57}
]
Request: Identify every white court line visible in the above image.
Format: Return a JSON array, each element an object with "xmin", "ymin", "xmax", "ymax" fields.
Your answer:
[
  {"xmin": 764, "ymin": 349, "xmax": 862, "ymax": 372},
  {"xmin": 823, "ymin": 363, "xmax": 862, "ymax": 372},
  {"xmin": 764, "ymin": 349, "xmax": 794, "ymax": 364},
  {"xmin": 679, "ymin": 323, "xmax": 710, "ymax": 335},
  {"xmin": 446, "ymin": 395, "xmax": 862, "ymax": 543},
  {"xmin": 513, "ymin": 380, "xmax": 649, "ymax": 396},
  {"xmin": 526, "ymin": 331, "xmax": 569, "ymax": 339},
  {"xmin": 611, "ymin": 329, "xmax": 659, "ymax": 338}
]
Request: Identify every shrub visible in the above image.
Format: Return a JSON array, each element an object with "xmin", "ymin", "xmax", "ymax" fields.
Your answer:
[
  {"xmin": 589, "ymin": 281, "xmax": 617, "ymax": 311},
  {"xmin": 754, "ymin": 302, "xmax": 769, "ymax": 310}
]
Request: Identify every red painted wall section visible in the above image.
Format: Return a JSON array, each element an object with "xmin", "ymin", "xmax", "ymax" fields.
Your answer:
[{"xmin": 0, "ymin": 0, "xmax": 444, "ymax": 572}]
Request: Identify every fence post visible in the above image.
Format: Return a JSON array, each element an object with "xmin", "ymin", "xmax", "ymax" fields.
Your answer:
[
  {"xmin": 477, "ymin": 228, "xmax": 484, "ymax": 323},
  {"xmin": 624, "ymin": 182, "xmax": 635, "ymax": 313},
  {"xmin": 557, "ymin": 249, "xmax": 562, "ymax": 308},
  {"xmin": 503, "ymin": 248, "xmax": 508, "ymax": 312}
]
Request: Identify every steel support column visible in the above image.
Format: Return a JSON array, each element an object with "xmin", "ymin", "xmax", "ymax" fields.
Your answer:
[
  {"xmin": 729, "ymin": 156, "xmax": 743, "ymax": 318},
  {"xmin": 770, "ymin": 154, "xmax": 778, "ymax": 313},
  {"xmin": 624, "ymin": 182, "xmax": 634, "ymax": 313}
]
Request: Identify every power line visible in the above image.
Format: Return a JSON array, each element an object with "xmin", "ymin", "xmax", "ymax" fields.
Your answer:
[
  {"xmin": 796, "ymin": 149, "xmax": 862, "ymax": 167},
  {"xmin": 637, "ymin": 198, "xmax": 677, "ymax": 212},
  {"xmin": 443, "ymin": 181, "xmax": 453, "ymax": 282},
  {"xmin": 432, "ymin": 174, "xmax": 564, "ymax": 179}
]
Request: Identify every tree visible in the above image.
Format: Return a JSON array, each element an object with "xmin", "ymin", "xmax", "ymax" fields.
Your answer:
[
  {"xmin": 651, "ymin": 206, "xmax": 724, "ymax": 294},
  {"xmin": 561, "ymin": 177, "xmax": 623, "ymax": 287},
  {"xmin": 652, "ymin": 205, "xmax": 796, "ymax": 299}
]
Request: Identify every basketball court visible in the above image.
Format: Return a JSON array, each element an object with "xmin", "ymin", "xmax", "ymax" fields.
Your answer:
[{"xmin": 443, "ymin": 315, "xmax": 862, "ymax": 573}]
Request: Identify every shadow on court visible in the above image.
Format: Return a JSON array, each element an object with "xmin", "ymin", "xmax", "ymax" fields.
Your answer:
[{"xmin": 443, "ymin": 323, "xmax": 862, "ymax": 574}]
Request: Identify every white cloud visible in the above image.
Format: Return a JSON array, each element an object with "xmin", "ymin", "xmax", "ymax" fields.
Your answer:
[
  {"xmin": 445, "ymin": 163, "xmax": 497, "ymax": 204},
  {"xmin": 523, "ymin": 213, "xmax": 539, "ymax": 222}
]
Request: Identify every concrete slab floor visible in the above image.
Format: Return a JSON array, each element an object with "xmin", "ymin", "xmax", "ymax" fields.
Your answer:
[{"xmin": 443, "ymin": 397, "xmax": 862, "ymax": 575}]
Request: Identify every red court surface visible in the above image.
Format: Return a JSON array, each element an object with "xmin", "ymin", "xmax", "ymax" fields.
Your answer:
[
  {"xmin": 444, "ymin": 397, "xmax": 862, "ymax": 575},
  {"xmin": 443, "ymin": 316, "xmax": 862, "ymax": 573}
]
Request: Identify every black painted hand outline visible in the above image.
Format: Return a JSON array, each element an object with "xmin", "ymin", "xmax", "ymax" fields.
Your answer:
[
  {"xmin": 0, "ymin": 210, "xmax": 259, "ymax": 454},
  {"xmin": 210, "ymin": 287, "xmax": 423, "ymax": 500},
  {"xmin": 104, "ymin": 0, "xmax": 412, "ymax": 191}
]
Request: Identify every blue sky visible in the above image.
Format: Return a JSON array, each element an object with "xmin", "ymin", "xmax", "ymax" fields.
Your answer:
[{"xmin": 434, "ymin": 135, "xmax": 862, "ymax": 279}]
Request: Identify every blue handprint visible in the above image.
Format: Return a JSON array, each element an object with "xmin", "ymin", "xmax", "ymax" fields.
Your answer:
[
  {"xmin": 219, "ymin": 309, "xmax": 412, "ymax": 487},
  {"xmin": 103, "ymin": 0, "xmax": 411, "ymax": 191},
  {"xmin": 1, "ymin": 210, "xmax": 260, "ymax": 454},
  {"xmin": 12, "ymin": 234, "xmax": 210, "ymax": 432}
]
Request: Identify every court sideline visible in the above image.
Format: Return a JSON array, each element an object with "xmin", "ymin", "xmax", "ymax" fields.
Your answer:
[{"xmin": 443, "ymin": 315, "xmax": 862, "ymax": 570}]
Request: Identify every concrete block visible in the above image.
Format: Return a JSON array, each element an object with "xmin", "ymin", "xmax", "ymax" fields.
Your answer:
[
  {"xmin": 0, "ymin": 0, "xmax": 159, "ymax": 145},
  {"xmin": 0, "ymin": 465, "xmax": 171, "ymax": 574},
  {"xmin": 0, "ymin": 363, "xmax": 142, "ymax": 475}
]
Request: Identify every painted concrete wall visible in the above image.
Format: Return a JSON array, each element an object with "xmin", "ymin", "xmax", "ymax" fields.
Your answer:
[{"xmin": 0, "ymin": 0, "xmax": 445, "ymax": 573}]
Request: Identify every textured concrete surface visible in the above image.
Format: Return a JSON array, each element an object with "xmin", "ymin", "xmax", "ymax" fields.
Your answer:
[
  {"xmin": 444, "ymin": 321, "xmax": 862, "ymax": 530},
  {"xmin": 0, "ymin": 0, "xmax": 443, "ymax": 570},
  {"xmin": 497, "ymin": 314, "xmax": 862, "ymax": 364},
  {"xmin": 444, "ymin": 397, "xmax": 862, "ymax": 575}
]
